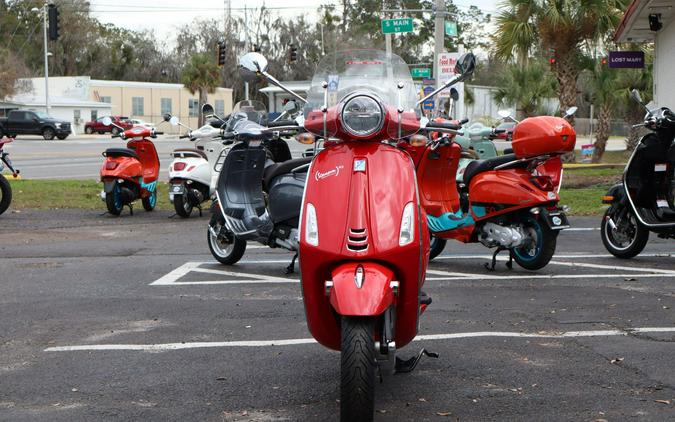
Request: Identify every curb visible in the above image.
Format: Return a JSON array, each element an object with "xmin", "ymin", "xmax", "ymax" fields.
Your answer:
[{"xmin": 563, "ymin": 163, "xmax": 625, "ymax": 170}]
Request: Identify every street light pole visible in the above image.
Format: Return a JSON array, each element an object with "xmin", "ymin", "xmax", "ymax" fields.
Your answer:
[
  {"xmin": 42, "ymin": 3, "xmax": 50, "ymax": 113},
  {"xmin": 433, "ymin": 0, "xmax": 445, "ymax": 95}
]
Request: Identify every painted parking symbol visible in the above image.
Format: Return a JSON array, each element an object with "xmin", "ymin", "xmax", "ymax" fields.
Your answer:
[{"xmin": 150, "ymin": 261, "xmax": 299, "ymax": 286}]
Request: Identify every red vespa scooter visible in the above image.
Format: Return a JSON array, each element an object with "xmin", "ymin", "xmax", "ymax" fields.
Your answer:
[
  {"xmin": 238, "ymin": 50, "xmax": 476, "ymax": 420},
  {"xmin": 99, "ymin": 117, "xmax": 162, "ymax": 215}
]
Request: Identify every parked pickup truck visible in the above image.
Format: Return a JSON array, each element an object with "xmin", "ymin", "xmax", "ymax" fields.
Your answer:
[{"xmin": 0, "ymin": 110, "xmax": 72, "ymax": 140}]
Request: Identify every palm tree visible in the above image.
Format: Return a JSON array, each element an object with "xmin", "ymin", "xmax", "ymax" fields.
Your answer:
[
  {"xmin": 493, "ymin": 60, "xmax": 557, "ymax": 120},
  {"xmin": 181, "ymin": 53, "xmax": 221, "ymax": 126},
  {"xmin": 585, "ymin": 61, "xmax": 622, "ymax": 162},
  {"xmin": 493, "ymin": 0, "xmax": 628, "ymax": 116}
]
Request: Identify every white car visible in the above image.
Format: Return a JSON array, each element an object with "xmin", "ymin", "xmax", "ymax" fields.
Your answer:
[{"xmin": 130, "ymin": 119, "xmax": 155, "ymax": 129}]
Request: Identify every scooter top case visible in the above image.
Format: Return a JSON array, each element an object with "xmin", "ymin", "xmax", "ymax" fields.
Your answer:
[{"xmin": 216, "ymin": 142, "xmax": 272, "ymax": 240}]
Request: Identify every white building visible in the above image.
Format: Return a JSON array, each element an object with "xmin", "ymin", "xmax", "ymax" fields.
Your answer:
[{"xmin": 614, "ymin": 0, "xmax": 675, "ymax": 107}]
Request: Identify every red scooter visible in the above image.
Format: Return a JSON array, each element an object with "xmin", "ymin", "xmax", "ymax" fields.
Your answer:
[
  {"xmin": 99, "ymin": 117, "xmax": 161, "ymax": 215},
  {"xmin": 238, "ymin": 50, "xmax": 476, "ymax": 420},
  {"xmin": 400, "ymin": 109, "xmax": 577, "ymax": 270}
]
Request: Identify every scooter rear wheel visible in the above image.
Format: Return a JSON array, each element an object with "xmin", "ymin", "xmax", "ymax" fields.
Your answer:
[
  {"xmin": 340, "ymin": 316, "xmax": 375, "ymax": 422},
  {"xmin": 207, "ymin": 216, "xmax": 246, "ymax": 265},
  {"xmin": 512, "ymin": 217, "xmax": 557, "ymax": 270},
  {"xmin": 600, "ymin": 205, "xmax": 649, "ymax": 259},
  {"xmin": 174, "ymin": 194, "xmax": 193, "ymax": 218},
  {"xmin": 0, "ymin": 175, "xmax": 12, "ymax": 215},
  {"xmin": 105, "ymin": 184, "xmax": 123, "ymax": 216},
  {"xmin": 429, "ymin": 233, "xmax": 447, "ymax": 261},
  {"xmin": 142, "ymin": 190, "xmax": 157, "ymax": 211}
]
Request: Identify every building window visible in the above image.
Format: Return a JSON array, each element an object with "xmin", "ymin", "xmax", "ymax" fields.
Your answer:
[
  {"xmin": 132, "ymin": 97, "xmax": 144, "ymax": 116},
  {"xmin": 100, "ymin": 96, "xmax": 111, "ymax": 103},
  {"xmin": 215, "ymin": 99, "xmax": 225, "ymax": 116},
  {"xmin": 188, "ymin": 99, "xmax": 199, "ymax": 117},
  {"xmin": 91, "ymin": 110, "xmax": 98, "ymax": 121},
  {"xmin": 161, "ymin": 98, "xmax": 172, "ymax": 115}
]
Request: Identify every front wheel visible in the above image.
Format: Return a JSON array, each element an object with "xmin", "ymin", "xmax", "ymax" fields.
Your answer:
[
  {"xmin": 511, "ymin": 217, "xmax": 558, "ymax": 270},
  {"xmin": 85, "ymin": 126, "xmax": 93, "ymax": 134},
  {"xmin": 111, "ymin": 127, "xmax": 120, "ymax": 136},
  {"xmin": 601, "ymin": 204, "xmax": 649, "ymax": 259},
  {"xmin": 173, "ymin": 194, "xmax": 193, "ymax": 218},
  {"xmin": 429, "ymin": 233, "xmax": 447, "ymax": 261},
  {"xmin": 207, "ymin": 216, "xmax": 246, "ymax": 265},
  {"xmin": 340, "ymin": 316, "xmax": 375, "ymax": 422},
  {"xmin": 142, "ymin": 189, "xmax": 157, "ymax": 211},
  {"xmin": 0, "ymin": 175, "xmax": 12, "ymax": 215},
  {"xmin": 42, "ymin": 128, "xmax": 55, "ymax": 140}
]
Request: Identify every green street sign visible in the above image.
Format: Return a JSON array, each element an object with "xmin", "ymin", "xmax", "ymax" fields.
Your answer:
[
  {"xmin": 445, "ymin": 21, "xmax": 458, "ymax": 37},
  {"xmin": 411, "ymin": 68, "xmax": 431, "ymax": 78},
  {"xmin": 381, "ymin": 18, "xmax": 414, "ymax": 34}
]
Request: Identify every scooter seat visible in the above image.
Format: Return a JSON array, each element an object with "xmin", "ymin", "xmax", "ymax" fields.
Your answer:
[
  {"xmin": 174, "ymin": 148, "xmax": 208, "ymax": 160},
  {"xmin": 104, "ymin": 148, "xmax": 139, "ymax": 160},
  {"xmin": 263, "ymin": 157, "xmax": 312, "ymax": 190},
  {"xmin": 462, "ymin": 154, "xmax": 521, "ymax": 186}
]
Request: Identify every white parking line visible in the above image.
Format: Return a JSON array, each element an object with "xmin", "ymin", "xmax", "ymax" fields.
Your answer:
[
  {"xmin": 150, "ymin": 262, "xmax": 297, "ymax": 286},
  {"xmin": 427, "ymin": 273, "xmax": 675, "ymax": 281},
  {"xmin": 44, "ymin": 326, "xmax": 675, "ymax": 352},
  {"xmin": 548, "ymin": 260, "xmax": 675, "ymax": 275}
]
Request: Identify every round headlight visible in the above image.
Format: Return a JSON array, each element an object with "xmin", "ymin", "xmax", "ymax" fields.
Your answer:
[{"xmin": 340, "ymin": 95, "xmax": 384, "ymax": 137}]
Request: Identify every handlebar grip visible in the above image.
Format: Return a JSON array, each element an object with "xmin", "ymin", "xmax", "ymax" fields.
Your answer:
[
  {"xmin": 179, "ymin": 135, "xmax": 190, "ymax": 139},
  {"xmin": 460, "ymin": 118, "xmax": 470, "ymax": 125},
  {"xmin": 664, "ymin": 108, "xmax": 675, "ymax": 120},
  {"xmin": 426, "ymin": 122, "xmax": 461, "ymax": 130},
  {"xmin": 111, "ymin": 134, "xmax": 120, "ymax": 138},
  {"xmin": 493, "ymin": 129, "xmax": 506, "ymax": 134},
  {"xmin": 155, "ymin": 131, "xmax": 164, "ymax": 135},
  {"xmin": 268, "ymin": 120, "xmax": 297, "ymax": 127}
]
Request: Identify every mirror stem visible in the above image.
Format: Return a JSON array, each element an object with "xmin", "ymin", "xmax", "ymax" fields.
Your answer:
[
  {"xmin": 417, "ymin": 74, "xmax": 465, "ymax": 106},
  {"xmin": 262, "ymin": 71, "xmax": 307, "ymax": 104}
]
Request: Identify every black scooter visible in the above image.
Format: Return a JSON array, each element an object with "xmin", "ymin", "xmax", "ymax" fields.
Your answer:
[
  {"xmin": 0, "ymin": 137, "xmax": 20, "ymax": 216},
  {"xmin": 204, "ymin": 104, "xmax": 309, "ymax": 271},
  {"xmin": 601, "ymin": 89, "xmax": 675, "ymax": 257}
]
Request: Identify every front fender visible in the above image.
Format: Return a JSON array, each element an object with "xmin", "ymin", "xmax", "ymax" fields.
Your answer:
[
  {"xmin": 329, "ymin": 262, "xmax": 395, "ymax": 316},
  {"xmin": 602, "ymin": 183, "xmax": 625, "ymax": 204}
]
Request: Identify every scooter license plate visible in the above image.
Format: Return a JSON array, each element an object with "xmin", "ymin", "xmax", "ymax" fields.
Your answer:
[
  {"xmin": 171, "ymin": 184, "xmax": 185, "ymax": 194},
  {"xmin": 547, "ymin": 212, "xmax": 569, "ymax": 230}
]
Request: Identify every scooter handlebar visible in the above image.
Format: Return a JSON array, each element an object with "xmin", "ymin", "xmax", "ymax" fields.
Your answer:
[
  {"xmin": 425, "ymin": 121, "xmax": 462, "ymax": 130},
  {"xmin": 179, "ymin": 134, "xmax": 190, "ymax": 139},
  {"xmin": 268, "ymin": 120, "xmax": 297, "ymax": 127}
]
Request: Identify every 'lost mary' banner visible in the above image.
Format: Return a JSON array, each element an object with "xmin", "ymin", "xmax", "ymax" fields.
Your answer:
[{"xmin": 609, "ymin": 51, "xmax": 645, "ymax": 69}]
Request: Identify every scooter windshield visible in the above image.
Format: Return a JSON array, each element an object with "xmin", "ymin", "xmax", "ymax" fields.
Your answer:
[{"xmin": 303, "ymin": 50, "xmax": 420, "ymax": 139}]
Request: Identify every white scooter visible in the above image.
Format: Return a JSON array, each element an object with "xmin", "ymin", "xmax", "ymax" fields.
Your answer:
[{"xmin": 166, "ymin": 115, "xmax": 231, "ymax": 218}]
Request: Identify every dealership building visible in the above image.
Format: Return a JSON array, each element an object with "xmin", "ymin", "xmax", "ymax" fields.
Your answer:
[
  {"xmin": 614, "ymin": 0, "xmax": 675, "ymax": 107},
  {"xmin": 0, "ymin": 77, "xmax": 233, "ymax": 134}
]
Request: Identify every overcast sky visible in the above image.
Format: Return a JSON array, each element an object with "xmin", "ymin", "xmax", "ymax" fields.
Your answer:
[{"xmin": 90, "ymin": 0, "xmax": 501, "ymax": 40}]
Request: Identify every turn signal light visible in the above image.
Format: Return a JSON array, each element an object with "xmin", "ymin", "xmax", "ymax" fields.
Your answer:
[
  {"xmin": 602, "ymin": 195, "xmax": 614, "ymax": 204},
  {"xmin": 409, "ymin": 134, "xmax": 428, "ymax": 146},
  {"xmin": 296, "ymin": 132, "xmax": 316, "ymax": 145},
  {"xmin": 105, "ymin": 161, "xmax": 119, "ymax": 170},
  {"xmin": 173, "ymin": 162, "xmax": 187, "ymax": 171}
]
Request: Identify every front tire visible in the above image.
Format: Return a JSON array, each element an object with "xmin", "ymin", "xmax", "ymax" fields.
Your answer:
[
  {"xmin": 512, "ymin": 217, "xmax": 557, "ymax": 270},
  {"xmin": 85, "ymin": 127, "xmax": 93, "ymax": 134},
  {"xmin": 601, "ymin": 204, "xmax": 649, "ymax": 259},
  {"xmin": 340, "ymin": 316, "xmax": 375, "ymax": 422},
  {"xmin": 173, "ymin": 194, "xmax": 193, "ymax": 218},
  {"xmin": 42, "ymin": 128, "xmax": 55, "ymax": 140},
  {"xmin": 105, "ymin": 184, "xmax": 123, "ymax": 216},
  {"xmin": 207, "ymin": 215, "xmax": 246, "ymax": 265},
  {"xmin": 429, "ymin": 233, "xmax": 447, "ymax": 261},
  {"xmin": 142, "ymin": 189, "xmax": 157, "ymax": 211},
  {"xmin": 0, "ymin": 175, "xmax": 12, "ymax": 215},
  {"xmin": 111, "ymin": 127, "xmax": 120, "ymax": 136}
]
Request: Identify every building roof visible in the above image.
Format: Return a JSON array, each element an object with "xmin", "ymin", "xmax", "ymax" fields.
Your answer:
[
  {"xmin": 615, "ymin": 0, "xmax": 675, "ymax": 42},
  {"xmin": 90, "ymin": 79, "xmax": 233, "ymax": 92},
  {"xmin": 8, "ymin": 95, "xmax": 113, "ymax": 108}
]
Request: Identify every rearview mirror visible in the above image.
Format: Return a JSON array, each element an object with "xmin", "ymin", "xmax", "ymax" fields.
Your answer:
[
  {"xmin": 239, "ymin": 52, "xmax": 268, "ymax": 82},
  {"xmin": 163, "ymin": 113, "xmax": 172, "ymax": 122},
  {"xmin": 283, "ymin": 100, "xmax": 298, "ymax": 113},
  {"xmin": 169, "ymin": 116, "xmax": 179, "ymax": 126},
  {"xmin": 631, "ymin": 89, "xmax": 643, "ymax": 104},
  {"xmin": 497, "ymin": 110, "xmax": 511, "ymax": 119},
  {"xmin": 202, "ymin": 103, "xmax": 215, "ymax": 118},
  {"xmin": 450, "ymin": 88, "xmax": 459, "ymax": 102},
  {"xmin": 454, "ymin": 53, "xmax": 476, "ymax": 77},
  {"xmin": 101, "ymin": 116, "xmax": 112, "ymax": 126},
  {"xmin": 564, "ymin": 106, "xmax": 578, "ymax": 118}
]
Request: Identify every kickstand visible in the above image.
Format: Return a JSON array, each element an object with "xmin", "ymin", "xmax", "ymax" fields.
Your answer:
[
  {"xmin": 127, "ymin": 203, "xmax": 134, "ymax": 216},
  {"xmin": 99, "ymin": 211, "xmax": 109, "ymax": 217},
  {"xmin": 395, "ymin": 349, "xmax": 439, "ymax": 374},
  {"xmin": 197, "ymin": 204, "xmax": 203, "ymax": 217},
  {"xmin": 484, "ymin": 247, "xmax": 506, "ymax": 271},
  {"xmin": 168, "ymin": 213, "xmax": 177, "ymax": 219},
  {"xmin": 285, "ymin": 253, "xmax": 298, "ymax": 275},
  {"xmin": 506, "ymin": 250, "xmax": 514, "ymax": 270}
]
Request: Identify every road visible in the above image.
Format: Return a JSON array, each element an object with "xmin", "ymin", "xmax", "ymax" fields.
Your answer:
[
  {"xmin": 1, "ymin": 211, "xmax": 674, "ymax": 421},
  {"xmin": 4, "ymin": 134, "xmax": 625, "ymax": 180}
]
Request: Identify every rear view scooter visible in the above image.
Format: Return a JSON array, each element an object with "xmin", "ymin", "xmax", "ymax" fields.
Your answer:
[
  {"xmin": 0, "ymin": 136, "xmax": 20, "ymax": 215},
  {"xmin": 600, "ymin": 89, "xmax": 675, "ymax": 257},
  {"xmin": 99, "ymin": 117, "xmax": 162, "ymax": 216},
  {"xmin": 165, "ymin": 114, "xmax": 232, "ymax": 218}
]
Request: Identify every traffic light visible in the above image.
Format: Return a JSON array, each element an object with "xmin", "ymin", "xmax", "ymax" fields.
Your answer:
[
  {"xmin": 288, "ymin": 44, "xmax": 297, "ymax": 64},
  {"xmin": 549, "ymin": 57, "xmax": 556, "ymax": 70},
  {"xmin": 48, "ymin": 4, "xmax": 60, "ymax": 41},
  {"xmin": 217, "ymin": 42, "xmax": 226, "ymax": 66}
]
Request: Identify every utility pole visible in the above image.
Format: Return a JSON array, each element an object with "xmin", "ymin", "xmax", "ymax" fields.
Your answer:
[
  {"xmin": 433, "ymin": 0, "xmax": 445, "ymax": 94},
  {"xmin": 383, "ymin": 1, "xmax": 392, "ymax": 58},
  {"xmin": 42, "ymin": 3, "xmax": 50, "ymax": 113}
]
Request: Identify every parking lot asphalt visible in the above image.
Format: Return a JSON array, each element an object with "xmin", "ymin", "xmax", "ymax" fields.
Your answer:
[{"xmin": 1, "ymin": 210, "xmax": 674, "ymax": 421}]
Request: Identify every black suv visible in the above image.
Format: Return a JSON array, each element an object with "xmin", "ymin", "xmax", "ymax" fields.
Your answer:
[{"xmin": 0, "ymin": 110, "xmax": 72, "ymax": 140}]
